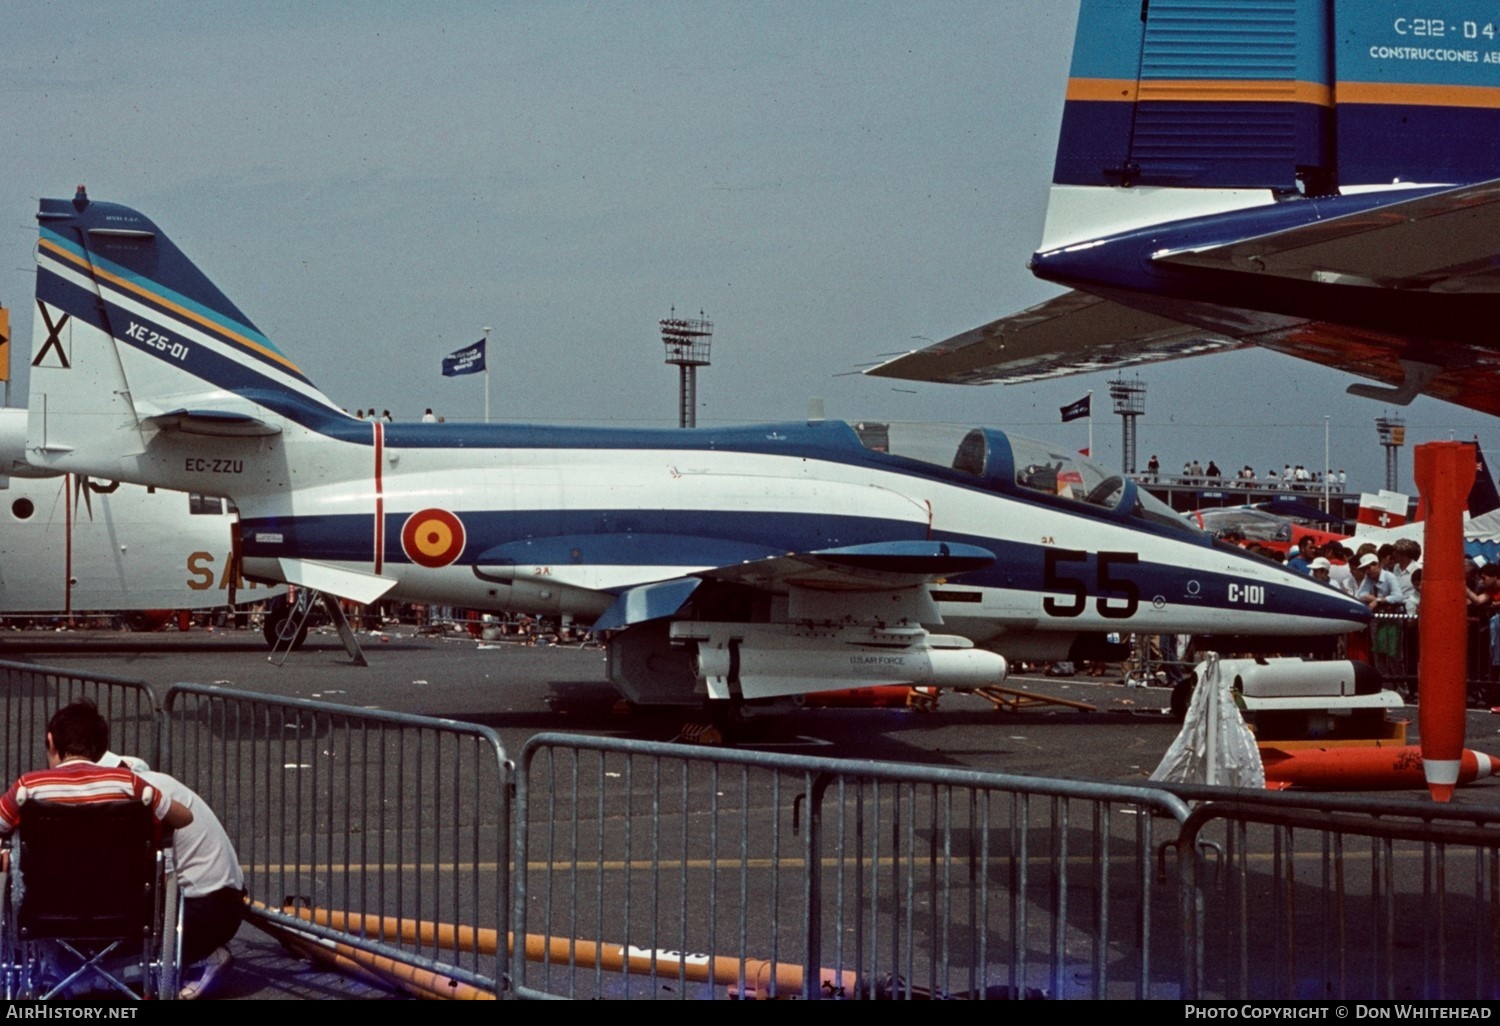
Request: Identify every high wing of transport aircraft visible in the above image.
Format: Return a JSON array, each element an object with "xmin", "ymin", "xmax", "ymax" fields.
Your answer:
[
  {"xmin": 22, "ymin": 189, "xmax": 1368, "ymax": 706},
  {"xmin": 868, "ymin": 0, "xmax": 1500, "ymax": 416},
  {"xmin": 0, "ymin": 409, "xmax": 276, "ymax": 620}
]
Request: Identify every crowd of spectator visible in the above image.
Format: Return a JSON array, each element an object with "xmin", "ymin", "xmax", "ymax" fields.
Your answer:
[{"xmin": 1141, "ymin": 455, "xmax": 1348, "ymax": 491}]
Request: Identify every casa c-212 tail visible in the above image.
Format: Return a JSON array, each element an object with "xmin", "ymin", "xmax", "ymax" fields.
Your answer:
[{"xmin": 871, "ymin": 0, "xmax": 1500, "ymax": 416}]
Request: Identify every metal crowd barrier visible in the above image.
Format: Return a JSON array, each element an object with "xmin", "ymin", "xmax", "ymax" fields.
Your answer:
[
  {"xmin": 5, "ymin": 662, "xmax": 1500, "ymax": 1001},
  {"xmin": 1162, "ymin": 784, "xmax": 1500, "ymax": 1001},
  {"xmin": 0, "ymin": 658, "xmax": 161, "ymax": 780},
  {"xmin": 513, "ymin": 732, "xmax": 1192, "ymax": 1000},
  {"xmin": 159, "ymin": 684, "xmax": 511, "ymax": 998},
  {"xmin": 1366, "ymin": 613, "xmax": 1500, "ymax": 704}
]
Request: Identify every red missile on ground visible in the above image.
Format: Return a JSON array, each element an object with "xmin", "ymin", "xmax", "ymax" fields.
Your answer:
[
  {"xmin": 1261, "ymin": 745, "xmax": 1494, "ymax": 791},
  {"xmin": 800, "ymin": 686, "xmax": 937, "ymax": 709},
  {"xmin": 1413, "ymin": 442, "xmax": 1476, "ymax": 802}
]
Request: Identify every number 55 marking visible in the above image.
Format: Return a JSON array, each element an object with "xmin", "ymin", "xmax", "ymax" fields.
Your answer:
[{"xmin": 1042, "ymin": 549, "xmax": 1140, "ymax": 619}]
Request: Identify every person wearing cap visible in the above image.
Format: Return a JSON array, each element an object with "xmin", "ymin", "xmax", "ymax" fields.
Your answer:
[
  {"xmin": 95, "ymin": 750, "xmax": 244, "ymax": 999},
  {"xmin": 1308, "ymin": 556, "xmax": 1334, "ymax": 586},
  {"xmin": 1286, "ymin": 537, "xmax": 1316, "ymax": 575},
  {"xmin": 1353, "ymin": 552, "xmax": 1399, "ymax": 612}
]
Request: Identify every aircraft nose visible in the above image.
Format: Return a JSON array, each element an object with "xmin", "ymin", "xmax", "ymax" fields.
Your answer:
[
  {"xmin": 1285, "ymin": 571, "xmax": 1371, "ymax": 629},
  {"xmin": 1319, "ymin": 587, "xmax": 1371, "ymax": 628}
]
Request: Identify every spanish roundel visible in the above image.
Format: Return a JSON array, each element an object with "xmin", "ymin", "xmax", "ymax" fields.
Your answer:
[{"xmin": 400, "ymin": 508, "xmax": 466, "ymax": 568}]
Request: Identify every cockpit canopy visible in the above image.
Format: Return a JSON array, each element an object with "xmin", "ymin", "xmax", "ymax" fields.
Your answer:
[{"xmin": 849, "ymin": 421, "xmax": 1200, "ymax": 537}]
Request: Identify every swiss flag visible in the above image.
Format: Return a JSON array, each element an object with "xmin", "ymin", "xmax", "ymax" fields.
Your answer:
[{"xmin": 1357, "ymin": 491, "xmax": 1408, "ymax": 528}]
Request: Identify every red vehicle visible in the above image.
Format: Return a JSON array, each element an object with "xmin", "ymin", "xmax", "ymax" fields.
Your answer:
[{"xmin": 1192, "ymin": 504, "xmax": 1349, "ymax": 556}]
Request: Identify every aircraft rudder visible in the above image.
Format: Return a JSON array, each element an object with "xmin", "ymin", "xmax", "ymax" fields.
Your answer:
[
  {"xmin": 1051, "ymin": 0, "xmax": 1143, "ymax": 189},
  {"xmin": 1054, "ymin": 0, "xmax": 1333, "ymax": 192}
]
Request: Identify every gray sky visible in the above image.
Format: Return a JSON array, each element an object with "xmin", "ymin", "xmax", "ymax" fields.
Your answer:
[{"xmin": 3, "ymin": 0, "xmax": 1492, "ymax": 494}]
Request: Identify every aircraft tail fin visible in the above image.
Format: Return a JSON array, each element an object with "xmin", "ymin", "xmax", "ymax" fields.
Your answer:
[
  {"xmin": 1046, "ymin": 0, "xmax": 1500, "ymax": 249},
  {"xmin": 28, "ymin": 187, "xmax": 344, "ymax": 478}
]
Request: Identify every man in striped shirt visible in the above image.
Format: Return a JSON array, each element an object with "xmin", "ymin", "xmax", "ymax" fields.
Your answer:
[{"xmin": 0, "ymin": 699, "xmax": 192, "ymax": 841}]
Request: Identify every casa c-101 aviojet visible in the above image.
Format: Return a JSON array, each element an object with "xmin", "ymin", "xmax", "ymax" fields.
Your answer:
[
  {"xmin": 869, "ymin": 0, "xmax": 1500, "ymax": 417},
  {"xmin": 21, "ymin": 188, "xmax": 1367, "ymax": 707}
]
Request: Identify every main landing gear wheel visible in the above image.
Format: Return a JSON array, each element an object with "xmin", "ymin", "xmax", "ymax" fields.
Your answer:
[{"xmin": 263, "ymin": 606, "xmax": 309, "ymax": 650}]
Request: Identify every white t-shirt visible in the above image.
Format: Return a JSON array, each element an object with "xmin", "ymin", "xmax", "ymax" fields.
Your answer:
[{"xmin": 131, "ymin": 766, "xmax": 244, "ymax": 897}]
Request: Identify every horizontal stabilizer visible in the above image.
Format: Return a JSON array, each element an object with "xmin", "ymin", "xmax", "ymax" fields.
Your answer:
[
  {"xmin": 277, "ymin": 558, "xmax": 395, "ymax": 605},
  {"xmin": 1159, "ymin": 179, "xmax": 1500, "ymax": 292},
  {"xmin": 593, "ymin": 577, "xmax": 703, "ymax": 632},
  {"xmin": 866, "ymin": 290, "xmax": 1245, "ymax": 386},
  {"xmin": 702, "ymin": 540, "xmax": 995, "ymax": 592},
  {"xmin": 142, "ymin": 408, "xmax": 282, "ymax": 437}
]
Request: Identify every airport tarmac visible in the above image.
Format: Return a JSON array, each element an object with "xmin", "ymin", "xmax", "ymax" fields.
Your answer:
[
  {"xmin": 0, "ymin": 623, "xmax": 1258, "ymax": 781},
  {"xmin": 7, "ymin": 623, "xmax": 1500, "ymax": 790},
  {"xmin": 5, "ymin": 623, "xmax": 1500, "ymax": 1000}
]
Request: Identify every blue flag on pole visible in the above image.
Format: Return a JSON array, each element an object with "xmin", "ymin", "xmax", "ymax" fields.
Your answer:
[{"xmin": 442, "ymin": 339, "xmax": 487, "ymax": 377}]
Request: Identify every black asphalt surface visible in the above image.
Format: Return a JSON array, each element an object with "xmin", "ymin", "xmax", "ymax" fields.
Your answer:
[{"xmin": 4, "ymin": 622, "xmax": 1499, "ymax": 1000}]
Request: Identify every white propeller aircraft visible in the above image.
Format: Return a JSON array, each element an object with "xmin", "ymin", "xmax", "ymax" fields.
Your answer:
[
  {"xmin": 21, "ymin": 189, "xmax": 1367, "ymax": 706},
  {"xmin": 0, "ymin": 409, "xmax": 274, "ymax": 622}
]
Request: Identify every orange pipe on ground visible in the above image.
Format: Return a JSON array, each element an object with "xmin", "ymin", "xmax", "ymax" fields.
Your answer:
[
  {"xmin": 1413, "ymin": 442, "xmax": 1475, "ymax": 802},
  {"xmin": 283, "ymin": 904, "xmax": 858, "ymax": 998},
  {"xmin": 252, "ymin": 910, "xmax": 493, "ymax": 1000}
]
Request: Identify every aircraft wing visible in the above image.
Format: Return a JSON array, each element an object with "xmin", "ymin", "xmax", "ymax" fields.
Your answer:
[
  {"xmin": 697, "ymin": 540, "xmax": 995, "ymax": 590},
  {"xmin": 1158, "ymin": 179, "xmax": 1500, "ymax": 292},
  {"xmin": 593, "ymin": 541, "xmax": 995, "ymax": 631},
  {"xmin": 868, "ymin": 181, "xmax": 1500, "ymax": 414},
  {"xmin": 865, "ymin": 290, "xmax": 1248, "ymax": 385}
]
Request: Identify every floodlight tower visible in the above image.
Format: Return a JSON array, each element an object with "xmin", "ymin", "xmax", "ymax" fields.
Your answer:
[
  {"xmin": 1108, "ymin": 376, "xmax": 1147, "ymax": 473},
  {"xmin": 1375, "ymin": 414, "xmax": 1406, "ymax": 492},
  {"xmin": 660, "ymin": 308, "xmax": 713, "ymax": 428}
]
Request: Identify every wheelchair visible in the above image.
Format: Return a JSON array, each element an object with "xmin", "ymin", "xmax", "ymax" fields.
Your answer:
[{"xmin": 1, "ymin": 798, "xmax": 182, "ymax": 999}]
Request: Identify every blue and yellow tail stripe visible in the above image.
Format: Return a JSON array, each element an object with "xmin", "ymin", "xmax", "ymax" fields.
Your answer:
[{"xmin": 38, "ymin": 228, "xmax": 309, "ymax": 384}]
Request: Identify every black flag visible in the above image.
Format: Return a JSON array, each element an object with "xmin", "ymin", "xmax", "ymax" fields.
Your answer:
[{"xmin": 1060, "ymin": 395, "xmax": 1090, "ymax": 423}]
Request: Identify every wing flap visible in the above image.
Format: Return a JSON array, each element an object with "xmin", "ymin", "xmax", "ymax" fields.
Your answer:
[{"xmin": 866, "ymin": 290, "xmax": 1245, "ymax": 386}]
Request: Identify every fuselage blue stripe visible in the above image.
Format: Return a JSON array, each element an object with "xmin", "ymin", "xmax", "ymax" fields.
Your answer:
[{"xmin": 239, "ymin": 507, "xmax": 1351, "ymax": 622}]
